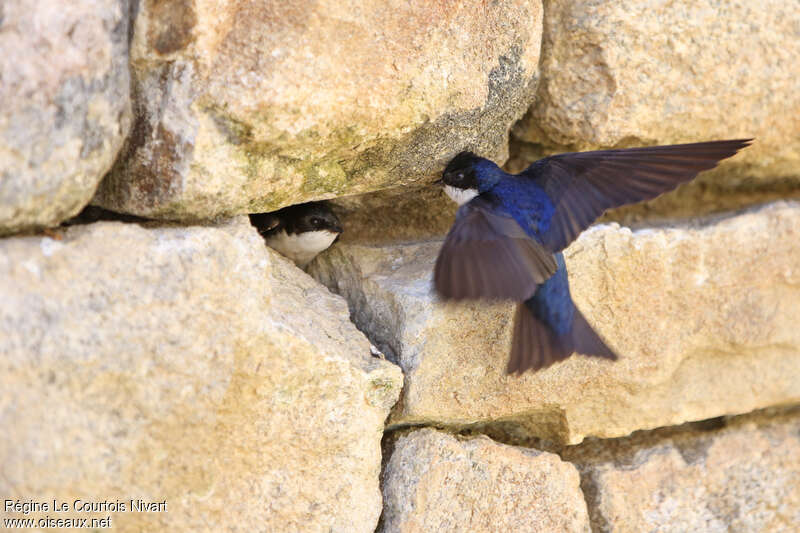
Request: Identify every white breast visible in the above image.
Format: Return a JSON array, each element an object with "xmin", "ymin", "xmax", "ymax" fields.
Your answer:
[
  {"xmin": 444, "ymin": 185, "xmax": 479, "ymax": 206},
  {"xmin": 265, "ymin": 229, "xmax": 338, "ymax": 267}
]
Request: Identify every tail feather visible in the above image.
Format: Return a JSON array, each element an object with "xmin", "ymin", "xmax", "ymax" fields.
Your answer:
[
  {"xmin": 508, "ymin": 304, "xmax": 567, "ymax": 374},
  {"xmin": 507, "ymin": 303, "xmax": 617, "ymax": 375},
  {"xmin": 569, "ymin": 307, "xmax": 617, "ymax": 361}
]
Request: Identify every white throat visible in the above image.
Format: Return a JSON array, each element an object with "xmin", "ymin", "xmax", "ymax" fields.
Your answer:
[
  {"xmin": 444, "ymin": 185, "xmax": 479, "ymax": 206},
  {"xmin": 265, "ymin": 229, "xmax": 338, "ymax": 267}
]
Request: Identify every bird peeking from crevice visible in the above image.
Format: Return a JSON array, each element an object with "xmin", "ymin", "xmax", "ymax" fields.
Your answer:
[
  {"xmin": 434, "ymin": 139, "xmax": 753, "ymax": 375},
  {"xmin": 250, "ymin": 201, "xmax": 343, "ymax": 268}
]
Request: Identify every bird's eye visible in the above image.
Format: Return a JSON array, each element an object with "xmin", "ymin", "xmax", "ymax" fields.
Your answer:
[
  {"xmin": 457, "ymin": 172, "xmax": 464, "ymax": 180},
  {"xmin": 310, "ymin": 217, "xmax": 323, "ymax": 227}
]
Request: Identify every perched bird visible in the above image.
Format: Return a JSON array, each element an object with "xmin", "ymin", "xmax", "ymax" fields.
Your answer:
[
  {"xmin": 434, "ymin": 140, "xmax": 753, "ymax": 374},
  {"xmin": 250, "ymin": 201, "xmax": 343, "ymax": 267}
]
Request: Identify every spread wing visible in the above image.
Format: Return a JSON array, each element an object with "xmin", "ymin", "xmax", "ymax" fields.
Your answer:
[
  {"xmin": 434, "ymin": 196, "xmax": 557, "ymax": 301},
  {"xmin": 527, "ymin": 139, "xmax": 753, "ymax": 251}
]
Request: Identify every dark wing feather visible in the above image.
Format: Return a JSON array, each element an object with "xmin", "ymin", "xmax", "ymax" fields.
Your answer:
[
  {"xmin": 508, "ymin": 302, "xmax": 617, "ymax": 375},
  {"xmin": 528, "ymin": 139, "xmax": 753, "ymax": 251},
  {"xmin": 434, "ymin": 197, "xmax": 557, "ymax": 301},
  {"xmin": 508, "ymin": 303, "xmax": 565, "ymax": 374},
  {"xmin": 249, "ymin": 213, "xmax": 283, "ymax": 237}
]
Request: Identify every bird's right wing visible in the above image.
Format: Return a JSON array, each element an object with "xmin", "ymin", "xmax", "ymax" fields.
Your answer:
[
  {"xmin": 434, "ymin": 196, "xmax": 557, "ymax": 301},
  {"xmin": 528, "ymin": 139, "xmax": 753, "ymax": 252}
]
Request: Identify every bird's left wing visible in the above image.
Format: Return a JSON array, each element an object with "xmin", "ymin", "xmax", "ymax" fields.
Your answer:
[
  {"xmin": 249, "ymin": 212, "xmax": 283, "ymax": 237},
  {"xmin": 434, "ymin": 196, "xmax": 557, "ymax": 301},
  {"xmin": 527, "ymin": 139, "xmax": 752, "ymax": 252}
]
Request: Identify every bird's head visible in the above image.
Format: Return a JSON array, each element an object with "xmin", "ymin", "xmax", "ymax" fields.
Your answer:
[
  {"xmin": 251, "ymin": 202, "xmax": 343, "ymax": 238},
  {"xmin": 287, "ymin": 203, "xmax": 343, "ymax": 236},
  {"xmin": 442, "ymin": 151, "xmax": 481, "ymax": 189},
  {"xmin": 440, "ymin": 151, "xmax": 483, "ymax": 205},
  {"xmin": 250, "ymin": 201, "xmax": 343, "ymax": 267}
]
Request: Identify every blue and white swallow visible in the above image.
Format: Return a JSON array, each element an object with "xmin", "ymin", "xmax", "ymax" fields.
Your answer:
[{"xmin": 434, "ymin": 140, "xmax": 753, "ymax": 374}]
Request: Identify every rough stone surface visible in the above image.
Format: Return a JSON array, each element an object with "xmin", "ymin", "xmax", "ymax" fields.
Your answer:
[
  {"xmin": 94, "ymin": 0, "xmax": 543, "ymax": 220},
  {"xmin": 380, "ymin": 429, "xmax": 590, "ymax": 532},
  {"xmin": 0, "ymin": 218, "xmax": 402, "ymax": 532},
  {"xmin": 0, "ymin": 0, "xmax": 131, "ymax": 235},
  {"xmin": 514, "ymin": 0, "xmax": 800, "ymax": 182},
  {"xmin": 310, "ymin": 201, "xmax": 800, "ymax": 444},
  {"xmin": 564, "ymin": 407, "xmax": 800, "ymax": 532}
]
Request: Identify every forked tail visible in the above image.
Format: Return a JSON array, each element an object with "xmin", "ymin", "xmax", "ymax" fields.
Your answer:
[{"xmin": 507, "ymin": 301, "xmax": 617, "ymax": 375}]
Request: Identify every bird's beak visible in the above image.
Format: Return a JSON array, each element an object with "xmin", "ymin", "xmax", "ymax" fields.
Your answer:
[{"xmin": 433, "ymin": 177, "xmax": 444, "ymax": 186}]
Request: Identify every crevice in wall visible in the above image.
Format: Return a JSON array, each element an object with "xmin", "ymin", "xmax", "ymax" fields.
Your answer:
[
  {"xmin": 329, "ymin": 185, "xmax": 456, "ymax": 246},
  {"xmin": 575, "ymin": 468, "xmax": 610, "ymax": 533},
  {"xmin": 310, "ymin": 250, "xmax": 408, "ymax": 368},
  {"xmin": 456, "ymin": 410, "xmax": 570, "ymax": 454},
  {"xmin": 61, "ymin": 205, "xmax": 152, "ymax": 226},
  {"xmin": 375, "ymin": 427, "xmax": 416, "ymax": 533},
  {"xmin": 560, "ymin": 405, "xmax": 798, "ymax": 468}
]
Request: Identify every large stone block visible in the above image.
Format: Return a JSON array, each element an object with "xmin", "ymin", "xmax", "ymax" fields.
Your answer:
[
  {"xmin": 564, "ymin": 408, "xmax": 800, "ymax": 532},
  {"xmin": 94, "ymin": 0, "xmax": 543, "ymax": 220},
  {"xmin": 514, "ymin": 0, "xmax": 800, "ymax": 182},
  {"xmin": 0, "ymin": 0, "xmax": 131, "ymax": 235},
  {"xmin": 381, "ymin": 429, "xmax": 590, "ymax": 532},
  {"xmin": 310, "ymin": 202, "xmax": 800, "ymax": 444},
  {"xmin": 0, "ymin": 218, "xmax": 402, "ymax": 532}
]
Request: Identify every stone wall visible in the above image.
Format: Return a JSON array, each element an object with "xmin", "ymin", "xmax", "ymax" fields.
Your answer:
[{"xmin": 1, "ymin": 1, "xmax": 798, "ymax": 531}]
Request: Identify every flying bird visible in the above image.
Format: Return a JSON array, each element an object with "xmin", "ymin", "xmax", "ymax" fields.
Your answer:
[
  {"xmin": 250, "ymin": 201, "xmax": 343, "ymax": 267},
  {"xmin": 434, "ymin": 139, "xmax": 753, "ymax": 374}
]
